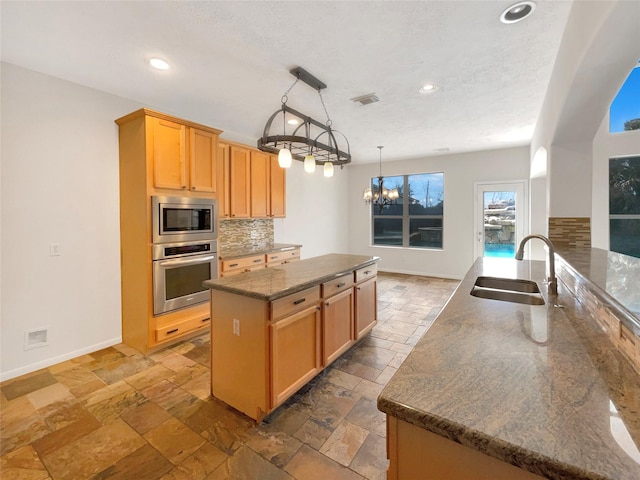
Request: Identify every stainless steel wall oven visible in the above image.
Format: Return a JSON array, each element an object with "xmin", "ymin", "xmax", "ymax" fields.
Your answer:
[{"xmin": 152, "ymin": 239, "xmax": 218, "ymax": 315}]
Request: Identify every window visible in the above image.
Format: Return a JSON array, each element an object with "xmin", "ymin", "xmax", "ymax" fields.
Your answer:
[
  {"xmin": 609, "ymin": 62, "xmax": 640, "ymax": 133},
  {"xmin": 371, "ymin": 173, "xmax": 444, "ymax": 249},
  {"xmin": 610, "ymin": 156, "xmax": 640, "ymax": 258}
]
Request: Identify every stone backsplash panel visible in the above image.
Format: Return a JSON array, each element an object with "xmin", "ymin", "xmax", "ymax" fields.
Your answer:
[
  {"xmin": 219, "ymin": 219, "xmax": 274, "ymax": 251},
  {"xmin": 548, "ymin": 217, "xmax": 591, "ymax": 248}
]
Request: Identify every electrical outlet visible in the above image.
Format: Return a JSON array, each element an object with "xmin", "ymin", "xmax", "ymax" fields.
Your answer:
[
  {"xmin": 49, "ymin": 243, "xmax": 61, "ymax": 256},
  {"xmin": 233, "ymin": 318, "xmax": 240, "ymax": 336}
]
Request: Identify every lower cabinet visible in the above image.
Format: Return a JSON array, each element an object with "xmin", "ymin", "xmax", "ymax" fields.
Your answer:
[
  {"xmin": 355, "ymin": 276, "xmax": 377, "ymax": 339},
  {"xmin": 323, "ymin": 288, "xmax": 355, "ymax": 365},
  {"xmin": 270, "ymin": 304, "xmax": 322, "ymax": 407}
]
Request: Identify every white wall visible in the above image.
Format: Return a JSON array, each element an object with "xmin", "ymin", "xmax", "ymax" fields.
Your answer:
[
  {"xmin": 274, "ymin": 163, "xmax": 349, "ymax": 259},
  {"xmin": 592, "ymin": 114, "xmax": 640, "ymax": 250},
  {"xmin": 530, "ymin": 0, "xmax": 640, "ymax": 256},
  {"xmin": 1, "ymin": 63, "xmax": 140, "ymax": 380},
  {"xmin": 347, "ymin": 147, "xmax": 529, "ymax": 279}
]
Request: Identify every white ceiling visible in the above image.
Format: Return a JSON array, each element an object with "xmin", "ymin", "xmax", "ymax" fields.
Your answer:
[{"xmin": 1, "ymin": 0, "xmax": 575, "ymax": 164}]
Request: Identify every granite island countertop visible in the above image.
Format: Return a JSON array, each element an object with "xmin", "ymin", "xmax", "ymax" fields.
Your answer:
[
  {"xmin": 204, "ymin": 253, "xmax": 379, "ymax": 301},
  {"xmin": 378, "ymin": 256, "xmax": 640, "ymax": 480},
  {"xmin": 218, "ymin": 243, "xmax": 302, "ymax": 260}
]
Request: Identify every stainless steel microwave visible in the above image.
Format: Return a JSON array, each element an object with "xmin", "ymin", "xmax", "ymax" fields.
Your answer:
[{"xmin": 152, "ymin": 196, "xmax": 217, "ymax": 244}]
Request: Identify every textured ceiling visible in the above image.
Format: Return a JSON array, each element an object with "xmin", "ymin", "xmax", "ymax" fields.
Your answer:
[{"xmin": 1, "ymin": 0, "xmax": 574, "ymax": 164}]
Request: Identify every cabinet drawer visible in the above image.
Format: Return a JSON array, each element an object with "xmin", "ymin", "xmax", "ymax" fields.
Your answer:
[
  {"xmin": 355, "ymin": 264, "xmax": 377, "ymax": 283},
  {"xmin": 322, "ymin": 273, "xmax": 355, "ymax": 298},
  {"xmin": 271, "ymin": 286, "xmax": 321, "ymax": 321},
  {"xmin": 267, "ymin": 248, "xmax": 300, "ymax": 264},
  {"xmin": 156, "ymin": 315, "xmax": 210, "ymax": 342},
  {"xmin": 221, "ymin": 254, "xmax": 266, "ymax": 272}
]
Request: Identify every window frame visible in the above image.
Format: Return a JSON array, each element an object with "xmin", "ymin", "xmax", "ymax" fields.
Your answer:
[{"xmin": 370, "ymin": 172, "xmax": 444, "ymax": 250}]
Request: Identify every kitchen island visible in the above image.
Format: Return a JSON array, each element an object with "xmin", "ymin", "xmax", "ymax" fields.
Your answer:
[
  {"xmin": 204, "ymin": 253, "xmax": 379, "ymax": 421},
  {"xmin": 378, "ymin": 256, "xmax": 640, "ymax": 480}
]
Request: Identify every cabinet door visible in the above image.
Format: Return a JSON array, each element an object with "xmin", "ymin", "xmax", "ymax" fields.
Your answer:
[
  {"xmin": 189, "ymin": 128, "xmax": 218, "ymax": 193},
  {"xmin": 270, "ymin": 304, "xmax": 321, "ymax": 407},
  {"xmin": 152, "ymin": 117, "xmax": 187, "ymax": 190},
  {"xmin": 323, "ymin": 288, "xmax": 354, "ymax": 366},
  {"xmin": 355, "ymin": 277, "xmax": 377, "ymax": 339},
  {"xmin": 270, "ymin": 155, "xmax": 286, "ymax": 218},
  {"xmin": 250, "ymin": 151, "xmax": 270, "ymax": 218},
  {"xmin": 229, "ymin": 146, "xmax": 251, "ymax": 218},
  {"xmin": 217, "ymin": 143, "xmax": 231, "ymax": 219}
]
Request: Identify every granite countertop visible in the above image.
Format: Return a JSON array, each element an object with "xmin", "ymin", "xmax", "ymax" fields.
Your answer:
[
  {"xmin": 378, "ymin": 256, "xmax": 640, "ymax": 480},
  {"xmin": 218, "ymin": 243, "xmax": 302, "ymax": 260},
  {"xmin": 555, "ymin": 246, "xmax": 640, "ymax": 332},
  {"xmin": 204, "ymin": 253, "xmax": 379, "ymax": 301}
]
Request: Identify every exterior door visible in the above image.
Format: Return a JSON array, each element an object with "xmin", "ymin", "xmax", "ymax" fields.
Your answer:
[{"xmin": 474, "ymin": 182, "xmax": 526, "ymax": 258}]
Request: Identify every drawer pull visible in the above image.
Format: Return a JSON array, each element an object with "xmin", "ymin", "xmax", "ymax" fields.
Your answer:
[
  {"xmin": 230, "ymin": 263, "xmax": 238, "ymax": 267},
  {"xmin": 337, "ymin": 282, "xmax": 346, "ymax": 288},
  {"xmin": 167, "ymin": 328, "xmax": 179, "ymax": 335},
  {"xmin": 253, "ymin": 259, "xmax": 262, "ymax": 263},
  {"xmin": 364, "ymin": 270, "xmax": 371, "ymax": 275},
  {"xmin": 293, "ymin": 298, "xmax": 306, "ymax": 305},
  {"xmin": 202, "ymin": 318, "xmax": 210, "ymax": 323},
  {"xmin": 271, "ymin": 255, "xmax": 279, "ymax": 260}
]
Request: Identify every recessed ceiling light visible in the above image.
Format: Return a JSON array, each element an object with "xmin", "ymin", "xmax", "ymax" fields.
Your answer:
[
  {"xmin": 149, "ymin": 58, "xmax": 170, "ymax": 70},
  {"xmin": 500, "ymin": 1, "xmax": 536, "ymax": 24},
  {"xmin": 419, "ymin": 84, "xmax": 438, "ymax": 95}
]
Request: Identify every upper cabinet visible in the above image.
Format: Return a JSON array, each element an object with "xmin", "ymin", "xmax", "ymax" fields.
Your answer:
[
  {"xmin": 151, "ymin": 116, "xmax": 219, "ymax": 193},
  {"xmin": 219, "ymin": 143, "xmax": 287, "ymax": 219},
  {"xmin": 116, "ymin": 109, "xmax": 222, "ymax": 198}
]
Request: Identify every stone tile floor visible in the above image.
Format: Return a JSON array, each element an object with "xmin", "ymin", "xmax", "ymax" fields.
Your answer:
[{"xmin": 1, "ymin": 273, "xmax": 458, "ymax": 480}]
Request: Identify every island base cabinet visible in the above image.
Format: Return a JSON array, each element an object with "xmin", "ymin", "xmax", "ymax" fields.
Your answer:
[
  {"xmin": 355, "ymin": 277, "xmax": 377, "ymax": 339},
  {"xmin": 386, "ymin": 416, "xmax": 546, "ymax": 480},
  {"xmin": 270, "ymin": 305, "xmax": 322, "ymax": 407},
  {"xmin": 323, "ymin": 288, "xmax": 355, "ymax": 366}
]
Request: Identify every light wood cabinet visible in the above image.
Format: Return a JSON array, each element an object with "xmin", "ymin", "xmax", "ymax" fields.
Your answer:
[
  {"xmin": 229, "ymin": 145, "xmax": 251, "ymax": 218},
  {"xmin": 250, "ymin": 150, "xmax": 270, "ymax": 218},
  {"xmin": 270, "ymin": 304, "xmax": 322, "ymax": 407},
  {"xmin": 151, "ymin": 116, "xmax": 219, "ymax": 193},
  {"xmin": 115, "ymin": 108, "xmax": 222, "ymax": 354},
  {"xmin": 220, "ymin": 253, "xmax": 266, "ymax": 277},
  {"xmin": 323, "ymin": 287, "xmax": 355, "ymax": 366},
  {"xmin": 216, "ymin": 142, "xmax": 231, "ymax": 219},
  {"xmin": 270, "ymin": 156, "xmax": 286, "ymax": 218},
  {"xmin": 386, "ymin": 416, "xmax": 545, "ymax": 480},
  {"xmin": 266, "ymin": 248, "xmax": 300, "ymax": 266},
  {"xmin": 210, "ymin": 260, "xmax": 377, "ymax": 421},
  {"xmin": 217, "ymin": 142, "xmax": 286, "ymax": 220},
  {"xmin": 355, "ymin": 276, "xmax": 377, "ymax": 339}
]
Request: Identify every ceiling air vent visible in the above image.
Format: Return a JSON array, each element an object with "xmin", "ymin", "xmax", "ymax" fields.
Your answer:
[{"xmin": 351, "ymin": 93, "xmax": 379, "ymax": 106}]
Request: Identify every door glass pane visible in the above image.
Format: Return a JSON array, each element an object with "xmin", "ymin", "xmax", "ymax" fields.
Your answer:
[{"xmin": 483, "ymin": 191, "xmax": 516, "ymax": 258}]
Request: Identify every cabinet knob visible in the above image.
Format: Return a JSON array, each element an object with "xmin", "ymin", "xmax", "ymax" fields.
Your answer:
[
  {"xmin": 191, "ymin": 186, "xmax": 196, "ymax": 190},
  {"xmin": 325, "ymin": 302, "xmax": 330, "ymax": 307},
  {"xmin": 181, "ymin": 186, "xmax": 187, "ymax": 189}
]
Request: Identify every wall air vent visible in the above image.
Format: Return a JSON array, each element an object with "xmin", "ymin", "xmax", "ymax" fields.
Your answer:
[{"xmin": 350, "ymin": 93, "xmax": 379, "ymax": 106}]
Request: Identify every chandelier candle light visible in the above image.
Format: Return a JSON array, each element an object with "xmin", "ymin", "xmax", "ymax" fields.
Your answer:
[
  {"xmin": 363, "ymin": 146, "xmax": 399, "ymax": 212},
  {"xmin": 258, "ymin": 67, "xmax": 351, "ymax": 176}
]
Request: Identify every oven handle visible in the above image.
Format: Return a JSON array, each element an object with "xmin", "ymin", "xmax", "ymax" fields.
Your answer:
[{"xmin": 158, "ymin": 255, "xmax": 216, "ymax": 267}]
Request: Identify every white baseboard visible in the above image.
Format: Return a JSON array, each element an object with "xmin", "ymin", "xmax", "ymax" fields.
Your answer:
[{"xmin": 0, "ymin": 337, "xmax": 122, "ymax": 382}]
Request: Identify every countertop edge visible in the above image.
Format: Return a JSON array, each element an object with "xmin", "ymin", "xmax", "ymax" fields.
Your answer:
[
  {"xmin": 206, "ymin": 257, "xmax": 379, "ymax": 301},
  {"xmin": 376, "ymin": 396, "xmax": 606, "ymax": 480},
  {"xmin": 218, "ymin": 243, "xmax": 302, "ymax": 261}
]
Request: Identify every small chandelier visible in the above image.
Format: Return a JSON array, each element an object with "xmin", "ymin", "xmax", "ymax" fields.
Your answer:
[
  {"xmin": 257, "ymin": 67, "xmax": 351, "ymax": 175},
  {"xmin": 363, "ymin": 146, "xmax": 399, "ymax": 212}
]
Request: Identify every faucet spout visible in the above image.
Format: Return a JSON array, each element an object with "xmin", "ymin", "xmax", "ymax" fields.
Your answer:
[{"xmin": 515, "ymin": 234, "xmax": 557, "ymax": 295}]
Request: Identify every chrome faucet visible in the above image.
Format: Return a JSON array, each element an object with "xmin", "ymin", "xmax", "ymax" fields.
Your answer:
[{"xmin": 515, "ymin": 234, "xmax": 558, "ymax": 295}]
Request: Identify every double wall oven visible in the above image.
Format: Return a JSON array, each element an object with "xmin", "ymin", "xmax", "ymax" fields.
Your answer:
[{"xmin": 152, "ymin": 196, "xmax": 218, "ymax": 315}]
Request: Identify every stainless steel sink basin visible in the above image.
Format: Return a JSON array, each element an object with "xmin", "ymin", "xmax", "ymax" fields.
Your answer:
[{"xmin": 470, "ymin": 276, "xmax": 545, "ymax": 305}]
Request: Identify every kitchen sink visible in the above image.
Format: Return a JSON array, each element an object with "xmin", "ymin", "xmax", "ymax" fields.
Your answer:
[{"xmin": 470, "ymin": 276, "xmax": 545, "ymax": 305}]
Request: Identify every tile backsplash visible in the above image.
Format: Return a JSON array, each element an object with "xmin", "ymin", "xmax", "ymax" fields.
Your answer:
[
  {"xmin": 548, "ymin": 217, "xmax": 591, "ymax": 248},
  {"xmin": 219, "ymin": 219, "xmax": 274, "ymax": 251}
]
